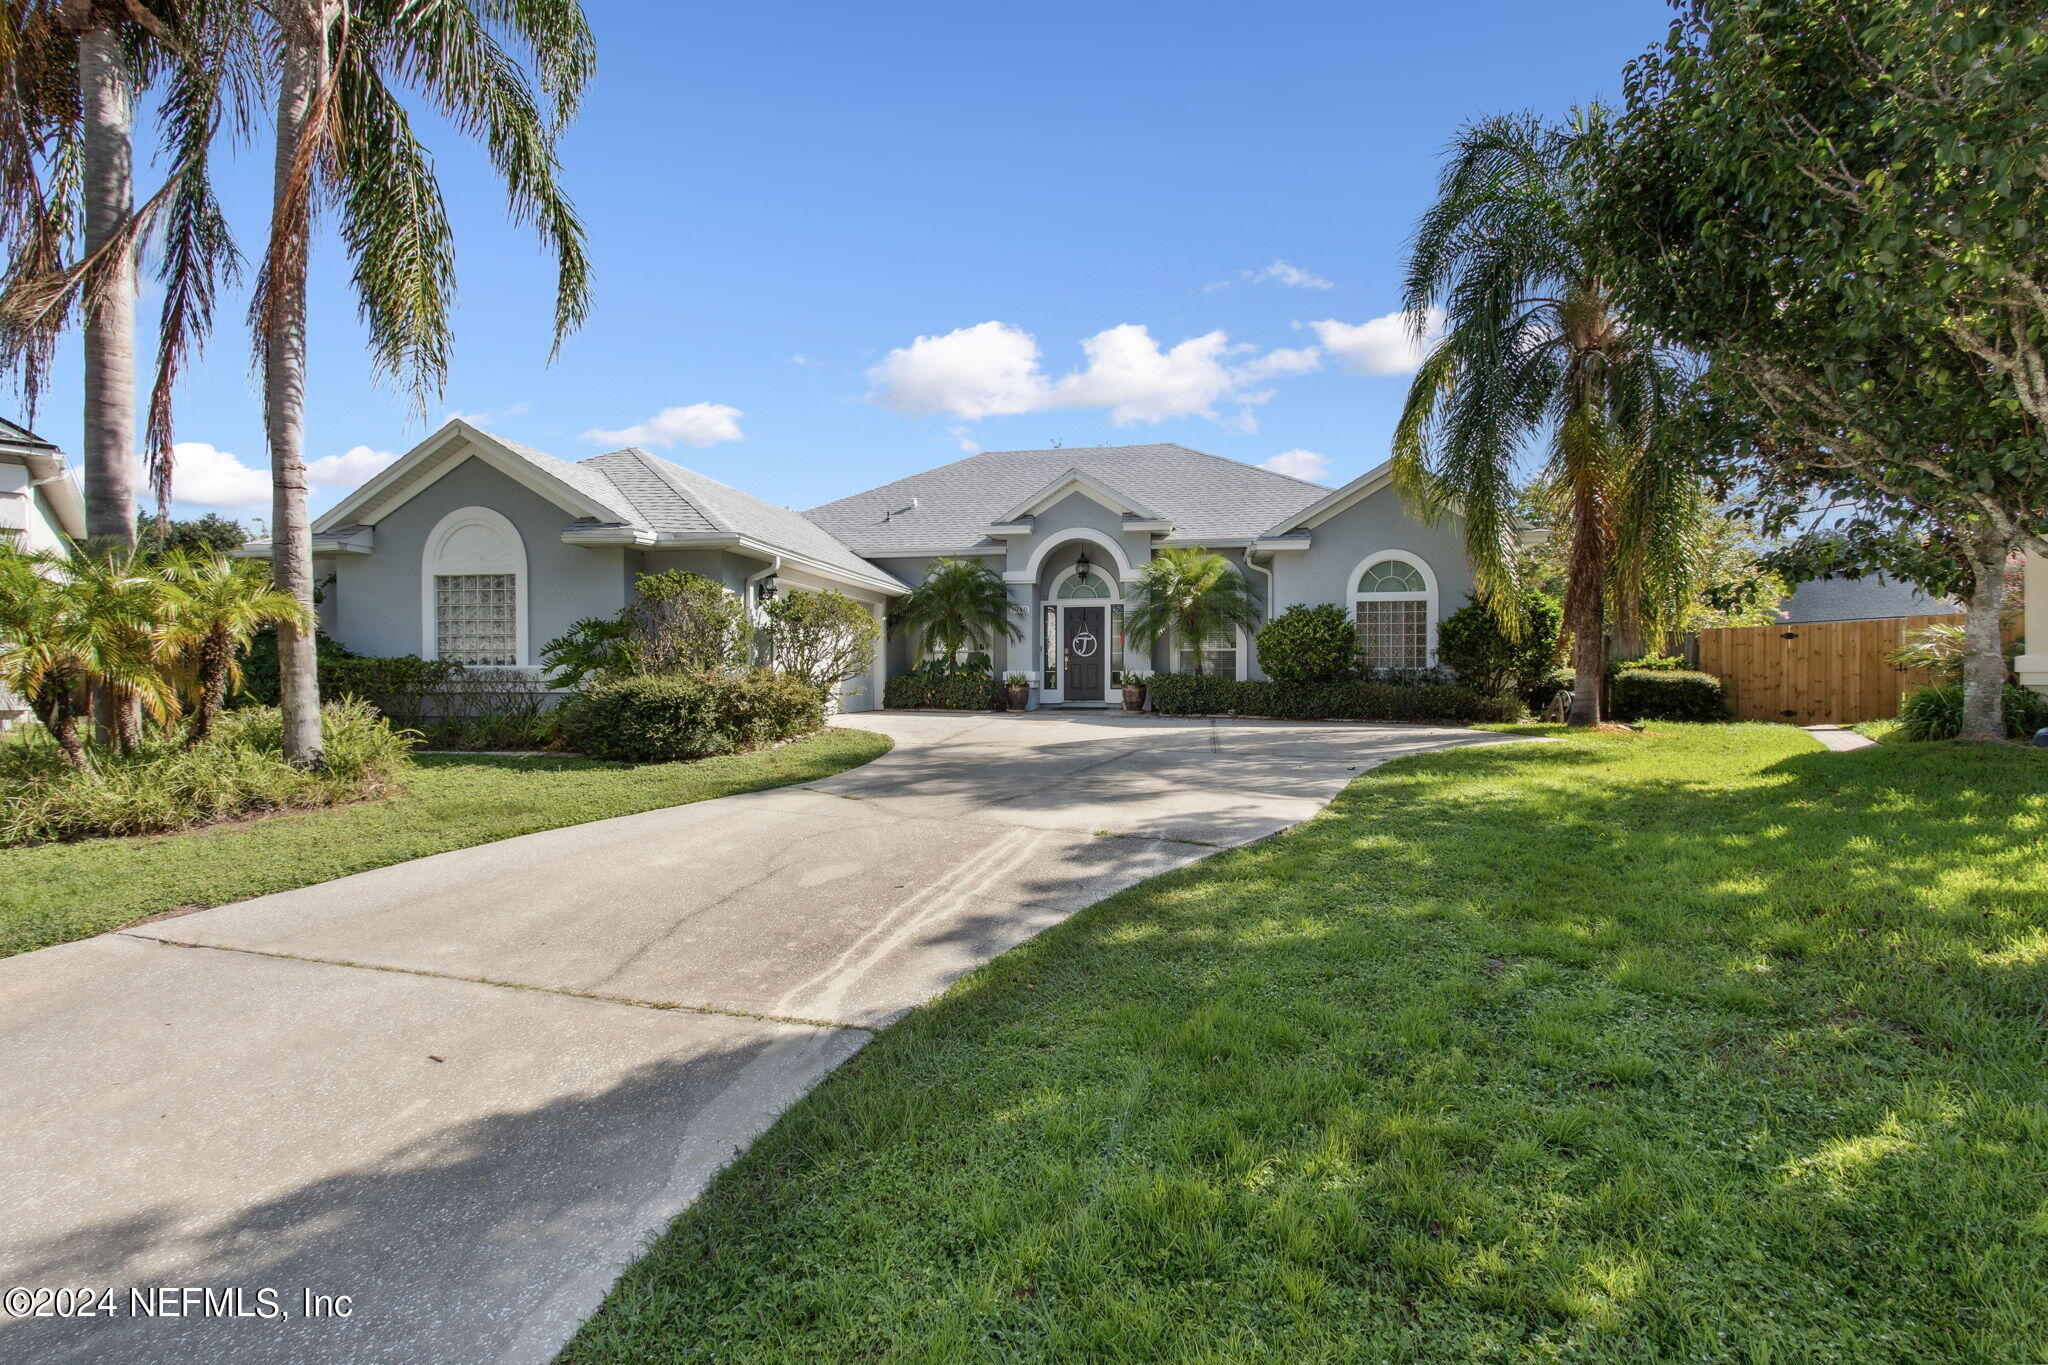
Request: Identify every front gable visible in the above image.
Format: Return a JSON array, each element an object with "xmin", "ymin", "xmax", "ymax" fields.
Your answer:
[
  {"xmin": 314, "ymin": 421, "xmax": 632, "ymax": 536},
  {"xmin": 988, "ymin": 466, "xmax": 1173, "ymax": 535}
]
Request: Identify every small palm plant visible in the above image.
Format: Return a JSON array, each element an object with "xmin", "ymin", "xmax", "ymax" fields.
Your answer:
[
  {"xmin": 0, "ymin": 549, "xmax": 90, "ymax": 766},
  {"xmin": 44, "ymin": 548, "xmax": 179, "ymax": 755},
  {"xmin": 1124, "ymin": 547, "xmax": 1259, "ymax": 676},
  {"xmin": 894, "ymin": 558, "xmax": 1021, "ymax": 662},
  {"xmin": 160, "ymin": 552, "xmax": 312, "ymax": 745}
]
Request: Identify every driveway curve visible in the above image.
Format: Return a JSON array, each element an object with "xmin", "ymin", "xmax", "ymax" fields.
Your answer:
[{"xmin": 0, "ymin": 711, "xmax": 1510, "ymax": 1365}]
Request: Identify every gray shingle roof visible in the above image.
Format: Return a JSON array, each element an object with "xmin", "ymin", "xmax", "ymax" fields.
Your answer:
[
  {"xmin": 490, "ymin": 433, "xmax": 646, "ymax": 529},
  {"xmin": 801, "ymin": 443, "xmax": 1330, "ymax": 556},
  {"xmin": 1777, "ymin": 574, "xmax": 1959, "ymax": 624},
  {"xmin": 578, "ymin": 447, "xmax": 898, "ymax": 585},
  {"xmin": 0, "ymin": 416, "xmax": 55, "ymax": 449}
]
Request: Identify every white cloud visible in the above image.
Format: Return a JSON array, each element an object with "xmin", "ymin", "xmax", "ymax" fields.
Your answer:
[
  {"xmin": 443, "ymin": 401, "xmax": 530, "ymax": 428},
  {"xmin": 1233, "ymin": 345, "xmax": 1322, "ymax": 383},
  {"xmin": 581, "ymin": 403, "xmax": 745, "ymax": 450},
  {"xmin": 169, "ymin": 442, "xmax": 270, "ymax": 509},
  {"xmin": 1260, "ymin": 448, "xmax": 1332, "ymax": 482},
  {"xmin": 1307, "ymin": 308, "xmax": 1444, "ymax": 376},
  {"xmin": 1249, "ymin": 260, "xmax": 1335, "ymax": 290},
  {"xmin": 306, "ymin": 445, "xmax": 399, "ymax": 489},
  {"xmin": 869, "ymin": 321, "xmax": 1320, "ymax": 428},
  {"xmin": 947, "ymin": 425, "xmax": 982, "ymax": 454},
  {"xmin": 867, "ymin": 321, "xmax": 1050, "ymax": 421}
]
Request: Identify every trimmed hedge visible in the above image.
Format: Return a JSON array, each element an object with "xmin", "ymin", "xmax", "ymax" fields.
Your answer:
[
  {"xmin": 884, "ymin": 659, "xmax": 1003, "ymax": 711},
  {"xmin": 1607, "ymin": 668, "xmax": 1729, "ymax": 722},
  {"xmin": 1146, "ymin": 674, "xmax": 1524, "ymax": 724},
  {"xmin": 1253, "ymin": 604, "xmax": 1359, "ymax": 685},
  {"xmin": 562, "ymin": 670, "xmax": 825, "ymax": 762}
]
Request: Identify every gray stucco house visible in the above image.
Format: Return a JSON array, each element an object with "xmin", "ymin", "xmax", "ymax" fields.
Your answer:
[{"xmin": 261, "ymin": 420, "xmax": 1497, "ymax": 712}]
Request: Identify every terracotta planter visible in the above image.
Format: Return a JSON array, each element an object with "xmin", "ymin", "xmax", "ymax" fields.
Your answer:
[
  {"xmin": 1122, "ymin": 682, "xmax": 1148, "ymax": 713},
  {"xmin": 1003, "ymin": 683, "xmax": 1030, "ymax": 712}
]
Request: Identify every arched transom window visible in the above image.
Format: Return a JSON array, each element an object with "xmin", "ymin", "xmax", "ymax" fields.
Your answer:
[
  {"xmin": 1352, "ymin": 553, "xmax": 1434, "ymax": 671},
  {"xmin": 1056, "ymin": 567, "xmax": 1112, "ymax": 599},
  {"xmin": 422, "ymin": 506, "xmax": 526, "ymax": 666}
]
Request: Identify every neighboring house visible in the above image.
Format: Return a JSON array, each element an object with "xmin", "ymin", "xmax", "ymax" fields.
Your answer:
[
  {"xmin": 1776, "ymin": 574, "xmax": 1959, "ymax": 625},
  {"xmin": 243, "ymin": 421, "xmax": 1508, "ymax": 711},
  {"xmin": 0, "ymin": 418, "xmax": 85, "ymax": 731}
]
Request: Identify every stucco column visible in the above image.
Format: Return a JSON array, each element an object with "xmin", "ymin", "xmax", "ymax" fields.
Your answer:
[
  {"xmin": 869, "ymin": 600, "xmax": 888, "ymax": 709},
  {"xmin": 2017, "ymin": 546, "xmax": 2048, "ymax": 696},
  {"xmin": 1007, "ymin": 578, "xmax": 1038, "ymax": 708}
]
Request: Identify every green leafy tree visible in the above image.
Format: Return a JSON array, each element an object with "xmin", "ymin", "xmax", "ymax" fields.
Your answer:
[
  {"xmin": 159, "ymin": 550, "xmax": 310, "ymax": 744},
  {"xmin": 1394, "ymin": 110, "xmax": 1707, "ymax": 726},
  {"xmin": 1436, "ymin": 590, "xmax": 1562, "ymax": 696},
  {"xmin": 1124, "ymin": 546, "xmax": 1259, "ymax": 677},
  {"xmin": 893, "ymin": 558, "xmax": 1020, "ymax": 662},
  {"xmin": 764, "ymin": 588, "xmax": 881, "ymax": 699},
  {"xmin": 253, "ymin": 0, "xmax": 595, "ymax": 765},
  {"xmin": 1254, "ymin": 603, "xmax": 1357, "ymax": 684},
  {"xmin": 1600, "ymin": 0, "xmax": 2048, "ymax": 742},
  {"xmin": 137, "ymin": 511, "xmax": 248, "ymax": 559},
  {"xmin": 625, "ymin": 571, "xmax": 753, "ymax": 674}
]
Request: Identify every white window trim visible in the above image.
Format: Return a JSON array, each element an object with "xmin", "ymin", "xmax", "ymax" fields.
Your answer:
[
  {"xmin": 1350, "ymin": 549, "xmax": 1437, "ymax": 669},
  {"xmin": 422, "ymin": 505, "xmax": 528, "ymax": 667},
  {"xmin": 1171, "ymin": 625, "xmax": 1250, "ymax": 681},
  {"xmin": 1042, "ymin": 564, "xmax": 1124, "ymax": 702}
]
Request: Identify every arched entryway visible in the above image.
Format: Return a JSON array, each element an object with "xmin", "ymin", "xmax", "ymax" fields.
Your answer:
[{"xmin": 1042, "ymin": 559, "xmax": 1124, "ymax": 703}]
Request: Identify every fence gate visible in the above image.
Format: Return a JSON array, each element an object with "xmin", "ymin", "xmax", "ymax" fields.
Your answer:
[{"xmin": 1695, "ymin": 614, "xmax": 1960, "ymax": 724}]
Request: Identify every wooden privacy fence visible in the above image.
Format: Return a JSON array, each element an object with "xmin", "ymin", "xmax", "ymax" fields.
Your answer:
[{"xmin": 1696, "ymin": 613, "xmax": 1963, "ymax": 724}]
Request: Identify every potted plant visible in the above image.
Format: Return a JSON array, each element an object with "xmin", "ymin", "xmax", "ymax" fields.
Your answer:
[
  {"xmin": 1121, "ymin": 669, "xmax": 1150, "ymax": 713},
  {"xmin": 1002, "ymin": 672, "xmax": 1031, "ymax": 712}
]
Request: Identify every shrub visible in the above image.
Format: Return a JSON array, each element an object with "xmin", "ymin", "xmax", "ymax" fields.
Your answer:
[
  {"xmin": 1613, "ymin": 652, "xmax": 1689, "ymax": 672},
  {"xmin": 1607, "ymin": 669, "xmax": 1729, "ymax": 722},
  {"xmin": 1146, "ymin": 674, "xmax": 1524, "ymax": 724},
  {"xmin": 1897, "ymin": 682, "xmax": 2048, "ymax": 742},
  {"xmin": 1436, "ymin": 591, "xmax": 1564, "ymax": 695},
  {"xmin": 1253, "ymin": 604, "xmax": 1358, "ymax": 684},
  {"xmin": 0, "ymin": 700, "xmax": 411, "ymax": 845},
  {"xmin": 884, "ymin": 658, "xmax": 1003, "ymax": 710},
  {"xmin": 561, "ymin": 671, "xmax": 825, "ymax": 762},
  {"xmin": 764, "ymin": 588, "xmax": 882, "ymax": 697}
]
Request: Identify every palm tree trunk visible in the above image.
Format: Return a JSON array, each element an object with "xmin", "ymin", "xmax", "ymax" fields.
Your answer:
[
  {"xmin": 1956, "ymin": 543, "xmax": 2009, "ymax": 743},
  {"xmin": 189, "ymin": 627, "xmax": 231, "ymax": 745},
  {"xmin": 49, "ymin": 688, "xmax": 86, "ymax": 768},
  {"xmin": 1564, "ymin": 479, "xmax": 1606, "ymax": 727},
  {"xmin": 75, "ymin": 24, "xmax": 138, "ymax": 547},
  {"xmin": 266, "ymin": 16, "xmax": 329, "ymax": 767}
]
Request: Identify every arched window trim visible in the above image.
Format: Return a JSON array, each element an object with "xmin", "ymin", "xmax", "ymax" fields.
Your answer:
[
  {"xmin": 1050, "ymin": 562, "xmax": 1121, "ymax": 602},
  {"xmin": 421, "ymin": 505, "xmax": 528, "ymax": 668},
  {"xmin": 1349, "ymin": 549, "xmax": 1437, "ymax": 670}
]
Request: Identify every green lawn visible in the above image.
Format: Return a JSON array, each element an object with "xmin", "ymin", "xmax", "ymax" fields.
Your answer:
[
  {"xmin": 0, "ymin": 727, "xmax": 891, "ymax": 959},
  {"xmin": 563, "ymin": 723, "xmax": 2048, "ymax": 1364}
]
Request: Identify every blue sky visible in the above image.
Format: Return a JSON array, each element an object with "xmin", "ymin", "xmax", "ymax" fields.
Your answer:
[{"xmin": 31, "ymin": 0, "xmax": 1673, "ymax": 527}]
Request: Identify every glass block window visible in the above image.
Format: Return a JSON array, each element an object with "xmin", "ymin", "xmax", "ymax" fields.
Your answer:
[
  {"xmin": 1356, "ymin": 599, "xmax": 1428, "ymax": 671},
  {"xmin": 1358, "ymin": 560, "xmax": 1426, "ymax": 594},
  {"xmin": 1042, "ymin": 603, "xmax": 1058, "ymax": 690},
  {"xmin": 1057, "ymin": 569, "xmax": 1111, "ymax": 599},
  {"xmin": 435, "ymin": 574, "xmax": 518, "ymax": 665}
]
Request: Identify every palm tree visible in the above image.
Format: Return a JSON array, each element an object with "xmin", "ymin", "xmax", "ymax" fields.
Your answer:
[
  {"xmin": 56, "ymin": 544, "xmax": 177, "ymax": 750},
  {"xmin": 893, "ymin": 558, "xmax": 1021, "ymax": 662},
  {"xmin": 159, "ymin": 549, "xmax": 309, "ymax": 743},
  {"xmin": 1393, "ymin": 110, "xmax": 1704, "ymax": 726},
  {"xmin": 1124, "ymin": 546, "xmax": 1259, "ymax": 676},
  {"xmin": 0, "ymin": 546, "xmax": 89, "ymax": 765},
  {"xmin": 254, "ymin": 0, "xmax": 594, "ymax": 767},
  {"xmin": 0, "ymin": 1, "xmax": 248, "ymax": 536}
]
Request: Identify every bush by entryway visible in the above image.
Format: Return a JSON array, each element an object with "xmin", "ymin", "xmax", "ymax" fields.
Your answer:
[{"xmin": 561, "ymin": 671, "xmax": 826, "ymax": 762}]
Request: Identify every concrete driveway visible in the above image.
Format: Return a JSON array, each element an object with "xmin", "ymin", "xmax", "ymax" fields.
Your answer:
[{"xmin": 0, "ymin": 710, "xmax": 1509, "ymax": 1364}]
